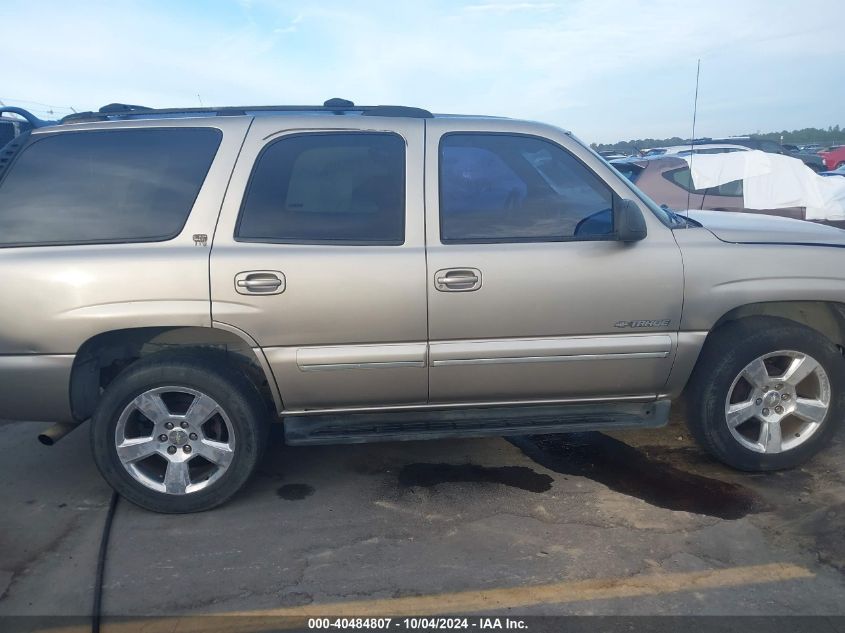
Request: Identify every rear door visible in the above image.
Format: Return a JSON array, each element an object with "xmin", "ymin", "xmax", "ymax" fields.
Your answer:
[
  {"xmin": 424, "ymin": 119, "xmax": 684, "ymax": 404},
  {"xmin": 0, "ymin": 120, "xmax": 244, "ymax": 421},
  {"xmin": 210, "ymin": 116, "xmax": 427, "ymax": 412}
]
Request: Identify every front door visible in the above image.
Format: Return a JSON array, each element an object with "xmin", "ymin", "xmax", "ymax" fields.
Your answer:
[
  {"xmin": 424, "ymin": 120, "xmax": 684, "ymax": 404},
  {"xmin": 211, "ymin": 116, "xmax": 427, "ymax": 412}
]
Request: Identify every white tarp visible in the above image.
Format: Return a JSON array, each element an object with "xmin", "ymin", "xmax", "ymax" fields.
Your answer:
[{"xmin": 682, "ymin": 150, "xmax": 845, "ymax": 221}]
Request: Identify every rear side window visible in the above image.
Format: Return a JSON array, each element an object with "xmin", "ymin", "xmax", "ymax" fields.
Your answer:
[
  {"xmin": 439, "ymin": 134, "xmax": 614, "ymax": 243},
  {"xmin": 714, "ymin": 180, "xmax": 743, "ymax": 197},
  {"xmin": 663, "ymin": 167, "xmax": 705, "ymax": 193},
  {"xmin": 0, "ymin": 128, "xmax": 221, "ymax": 247},
  {"xmin": 663, "ymin": 167, "xmax": 742, "ymax": 197},
  {"xmin": 237, "ymin": 133, "xmax": 405, "ymax": 245}
]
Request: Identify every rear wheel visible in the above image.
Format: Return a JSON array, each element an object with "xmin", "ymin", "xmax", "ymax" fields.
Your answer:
[
  {"xmin": 91, "ymin": 350, "xmax": 269, "ymax": 513},
  {"xmin": 686, "ymin": 317, "xmax": 845, "ymax": 470}
]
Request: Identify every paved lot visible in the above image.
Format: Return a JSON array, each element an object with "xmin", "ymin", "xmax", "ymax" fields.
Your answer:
[{"xmin": 1, "ymin": 408, "xmax": 845, "ymax": 622}]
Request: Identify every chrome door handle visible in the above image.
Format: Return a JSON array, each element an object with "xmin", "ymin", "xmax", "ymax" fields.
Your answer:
[
  {"xmin": 435, "ymin": 274, "xmax": 478, "ymax": 285},
  {"xmin": 434, "ymin": 268, "xmax": 482, "ymax": 292},
  {"xmin": 234, "ymin": 271, "xmax": 285, "ymax": 295}
]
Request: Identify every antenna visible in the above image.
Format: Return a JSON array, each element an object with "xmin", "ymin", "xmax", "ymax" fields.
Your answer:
[
  {"xmin": 197, "ymin": 94, "xmax": 204, "ymax": 107},
  {"xmin": 686, "ymin": 59, "xmax": 701, "ymax": 216}
]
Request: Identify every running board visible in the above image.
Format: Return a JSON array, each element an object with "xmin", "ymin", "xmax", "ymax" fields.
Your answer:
[{"xmin": 283, "ymin": 400, "xmax": 670, "ymax": 445}]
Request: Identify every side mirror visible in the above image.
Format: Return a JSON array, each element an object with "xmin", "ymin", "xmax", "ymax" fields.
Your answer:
[{"xmin": 614, "ymin": 199, "xmax": 647, "ymax": 242}]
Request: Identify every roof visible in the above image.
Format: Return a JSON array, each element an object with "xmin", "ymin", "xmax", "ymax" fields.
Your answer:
[
  {"xmin": 610, "ymin": 155, "xmax": 687, "ymax": 167},
  {"xmin": 655, "ymin": 143, "xmax": 751, "ymax": 155},
  {"xmin": 60, "ymin": 99, "xmax": 436, "ymax": 124},
  {"xmin": 0, "ymin": 99, "xmax": 439, "ymax": 128}
]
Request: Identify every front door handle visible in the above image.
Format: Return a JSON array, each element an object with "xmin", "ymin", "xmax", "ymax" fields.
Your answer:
[
  {"xmin": 434, "ymin": 268, "xmax": 482, "ymax": 292},
  {"xmin": 234, "ymin": 271, "xmax": 285, "ymax": 295}
]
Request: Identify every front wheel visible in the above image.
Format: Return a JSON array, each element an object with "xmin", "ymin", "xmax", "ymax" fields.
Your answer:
[
  {"xmin": 90, "ymin": 350, "xmax": 269, "ymax": 513},
  {"xmin": 686, "ymin": 317, "xmax": 845, "ymax": 471}
]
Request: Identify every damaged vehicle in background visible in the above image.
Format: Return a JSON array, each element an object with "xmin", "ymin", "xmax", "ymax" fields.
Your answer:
[
  {"xmin": 610, "ymin": 152, "xmax": 845, "ymax": 229},
  {"xmin": 610, "ymin": 155, "xmax": 804, "ymax": 219}
]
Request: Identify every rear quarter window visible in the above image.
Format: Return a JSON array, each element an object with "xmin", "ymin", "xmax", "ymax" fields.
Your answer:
[{"xmin": 0, "ymin": 127, "xmax": 222, "ymax": 247}]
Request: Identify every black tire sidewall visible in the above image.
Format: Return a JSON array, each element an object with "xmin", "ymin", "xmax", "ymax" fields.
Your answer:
[
  {"xmin": 690, "ymin": 318, "xmax": 845, "ymax": 471},
  {"xmin": 90, "ymin": 353, "xmax": 268, "ymax": 513}
]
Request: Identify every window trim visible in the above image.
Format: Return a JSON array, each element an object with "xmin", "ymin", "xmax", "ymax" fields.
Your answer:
[
  {"xmin": 234, "ymin": 131, "xmax": 408, "ymax": 247},
  {"xmin": 0, "ymin": 127, "xmax": 223, "ymax": 249},
  {"xmin": 437, "ymin": 131, "xmax": 618, "ymax": 245}
]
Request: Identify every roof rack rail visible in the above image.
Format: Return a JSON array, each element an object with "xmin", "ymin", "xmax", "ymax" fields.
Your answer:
[
  {"xmin": 0, "ymin": 107, "xmax": 57, "ymax": 128},
  {"xmin": 60, "ymin": 98, "xmax": 433, "ymax": 124},
  {"xmin": 99, "ymin": 103, "xmax": 154, "ymax": 114}
]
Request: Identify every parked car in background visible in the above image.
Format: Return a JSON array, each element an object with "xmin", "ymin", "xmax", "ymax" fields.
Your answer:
[
  {"xmin": 820, "ymin": 165, "xmax": 845, "ymax": 178},
  {"xmin": 695, "ymin": 136, "xmax": 784, "ymax": 154},
  {"xmin": 598, "ymin": 149, "xmax": 629, "ymax": 160},
  {"xmin": 779, "ymin": 144, "xmax": 825, "ymax": 172},
  {"xmin": 789, "ymin": 149, "xmax": 825, "ymax": 172},
  {"xmin": 821, "ymin": 146, "xmax": 845, "ymax": 171},
  {"xmin": 698, "ymin": 136, "xmax": 827, "ymax": 172},
  {"xmin": 610, "ymin": 155, "xmax": 806, "ymax": 220},
  {"xmin": 653, "ymin": 143, "xmax": 750, "ymax": 157}
]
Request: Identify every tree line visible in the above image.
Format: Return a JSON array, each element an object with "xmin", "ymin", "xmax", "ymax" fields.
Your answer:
[{"xmin": 593, "ymin": 125, "xmax": 844, "ymax": 152}]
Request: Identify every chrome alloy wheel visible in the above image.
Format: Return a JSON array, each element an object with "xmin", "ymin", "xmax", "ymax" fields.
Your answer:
[
  {"xmin": 114, "ymin": 386, "xmax": 236, "ymax": 494},
  {"xmin": 725, "ymin": 350, "xmax": 831, "ymax": 454}
]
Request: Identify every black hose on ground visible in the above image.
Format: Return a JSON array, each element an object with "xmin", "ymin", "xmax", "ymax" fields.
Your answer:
[{"xmin": 92, "ymin": 491, "xmax": 119, "ymax": 633}]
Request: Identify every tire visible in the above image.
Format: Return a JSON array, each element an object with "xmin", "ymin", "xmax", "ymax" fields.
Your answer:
[
  {"xmin": 90, "ymin": 350, "xmax": 270, "ymax": 513},
  {"xmin": 686, "ymin": 316, "xmax": 845, "ymax": 471}
]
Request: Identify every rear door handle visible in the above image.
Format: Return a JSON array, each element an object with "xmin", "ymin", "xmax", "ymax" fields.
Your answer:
[
  {"xmin": 434, "ymin": 268, "xmax": 482, "ymax": 292},
  {"xmin": 234, "ymin": 271, "xmax": 285, "ymax": 295}
]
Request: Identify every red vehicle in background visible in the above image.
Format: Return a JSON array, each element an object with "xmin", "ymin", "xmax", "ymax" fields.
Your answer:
[{"xmin": 820, "ymin": 146, "xmax": 845, "ymax": 170}]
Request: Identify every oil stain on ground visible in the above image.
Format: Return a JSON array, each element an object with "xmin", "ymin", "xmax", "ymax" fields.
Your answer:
[
  {"xmin": 509, "ymin": 432, "xmax": 763, "ymax": 520},
  {"xmin": 276, "ymin": 483, "xmax": 315, "ymax": 500},
  {"xmin": 399, "ymin": 463, "xmax": 553, "ymax": 493}
]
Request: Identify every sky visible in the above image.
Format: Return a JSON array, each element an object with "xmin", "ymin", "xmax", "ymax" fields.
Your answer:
[{"xmin": 2, "ymin": 0, "xmax": 843, "ymax": 144}]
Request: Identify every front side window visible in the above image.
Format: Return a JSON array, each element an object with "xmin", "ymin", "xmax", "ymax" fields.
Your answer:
[
  {"xmin": 0, "ymin": 128, "xmax": 222, "ymax": 246},
  {"xmin": 439, "ymin": 134, "xmax": 615, "ymax": 243},
  {"xmin": 237, "ymin": 133, "xmax": 405, "ymax": 244}
]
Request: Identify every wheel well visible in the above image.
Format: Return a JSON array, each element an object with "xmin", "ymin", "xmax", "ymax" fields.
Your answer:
[
  {"xmin": 711, "ymin": 301, "xmax": 845, "ymax": 350},
  {"xmin": 69, "ymin": 326, "xmax": 279, "ymax": 421},
  {"xmin": 674, "ymin": 301, "xmax": 845, "ymax": 405}
]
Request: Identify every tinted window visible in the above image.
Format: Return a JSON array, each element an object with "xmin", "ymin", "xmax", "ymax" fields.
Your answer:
[
  {"xmin": 237, "ymin": 133, "xmax": 405, "ymax": 244},
  {"xmin": 611, "ymin": 162, "xmax": 644, "ymax": 183},
  {"xmin": 663, "ymin": 167, "xmax": 742, "ymax": 197},
  {"xmin": 664, "ymin": 167, "xmax": 705, "ymax": 193},
  {"xmin": 0, "ymin": 128, "xmax": 221, "ymax": 246},
  {"xmin": 439, "ymin": 134, "xmax": 614, "ymax": 242},
  {"xmin": 714, "ymin": 180, "xmax": 743, "ymax": 197}
]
